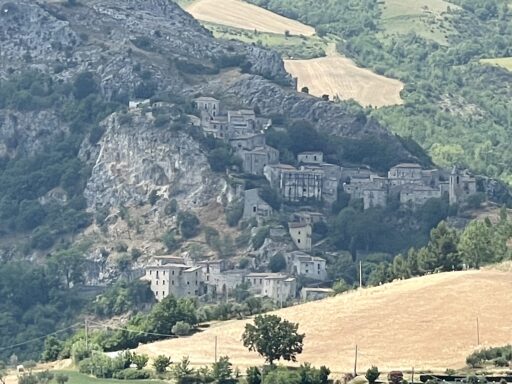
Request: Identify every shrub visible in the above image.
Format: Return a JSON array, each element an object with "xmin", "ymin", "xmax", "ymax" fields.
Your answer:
[
  {"xmin": 252, "ymin": 227, "xmax": 269, "ymax": 250},
  {"xmin": 172, "ymin": 321, "xmax": 191, "ymax": 336},
  {"xmin": 466, "ymin": 353, "xmax": 482, "ymax": 368},
  {"xmin": 113, "ymin": 368, "xmax": 151, "ymax": 380},
  {"xmin": 153, "ymin": 355, "xmax": 171, "ymax": 374},
  {"xmin": 269, "ymin": 253, "xmax": 286, "ymax": 272},
  {"xmin": 225, "ymin": 200, "xmax": 244, "ymax": 227},
  {"xmin": 246, "ymin": 367, "xmax": 261, "ymax": 384},
  {"xmin": 366, "ymin": 366, "xmax": 380, "ymax": 384},
  {"xmin": 55, "ymin": 374, "xmax": 69, "ymax": 384},
  {"xmin": 132, "ymin": 353, "xmax": 149, "ymax": 370},
  {"xmin": 494, "ymin": 357, "xmax": 508, "ymax": 367},
  {"xmin": 178, "ymin": 211, "xmax": 200, "ymax": 239}
]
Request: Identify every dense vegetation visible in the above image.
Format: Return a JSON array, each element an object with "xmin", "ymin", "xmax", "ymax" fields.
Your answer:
[
  {"xmin": 248, "ymin": 0, "xmax": 512, "ymax": 184},
  {"xmin": 0, "ymin": 71, "xmax": 121, "ymax": 251}
]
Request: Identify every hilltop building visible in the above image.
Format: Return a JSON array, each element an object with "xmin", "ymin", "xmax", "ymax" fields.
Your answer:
[
  {"xmin": 286, "ymin": 251, "xmax": 327, "ymax": 281},
  {"xmin": 288, "ymin": 222, "xmax": 312, "ymax": 251}
]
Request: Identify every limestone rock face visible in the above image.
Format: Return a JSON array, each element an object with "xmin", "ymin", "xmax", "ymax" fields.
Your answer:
[
  {"xmin": 0, "ymin": 110, "xmax": 68, "ymax": 158},
  {"xmin": 81, "ymin": 111, "xmax": 224, "ymax": 211}
]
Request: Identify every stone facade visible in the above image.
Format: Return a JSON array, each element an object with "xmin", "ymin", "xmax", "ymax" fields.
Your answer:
[
  {"xmin": 288, "ymin": 222, "xmax": 312, "ymax": 251},
  {"xmin": 301, "ymin": 287, "xmax": 334, "ymax": 302},
  {"xmin": 246, "ymin": 273, "xmax": 296, "ymax": 303},
  {"xmin": 298, "ymin": 151, "xmax": 323, "ymax": 164},
  {"xmin": 144, "ymin": 258, "xmax": 204, "ymax": 301},
  {"xmin": 449, "ymin": 167, "xmax": 477, "ymax": 205},
  {"xmin": 286, "ymin": 251, "xmax": 327, "ymax": 281},
  {"xmin": 243, "ymin": 188, "xmax": 273, "ymax": 220},
  {"xmin": 388, "ymin": 163, "xmax": 423, "ymax": 186}
]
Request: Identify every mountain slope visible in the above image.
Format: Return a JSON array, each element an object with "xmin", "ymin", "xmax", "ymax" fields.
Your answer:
[{"xmin": 135, "ymin": 269, "xmax": 512, "ymax": 372}]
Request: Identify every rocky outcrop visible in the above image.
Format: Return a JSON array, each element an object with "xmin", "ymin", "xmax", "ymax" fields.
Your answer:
[
  {"xmin": 0, "ymin": 109, "xmax": 69, "ymax": 158},
  {"xmin": 80, "ymin": 110, "xmax": 224, "ymax": 211}
]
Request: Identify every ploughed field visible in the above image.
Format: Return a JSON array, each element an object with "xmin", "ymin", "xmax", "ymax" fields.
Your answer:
[
  {"xmin": 284, "ymin": 45, "xmax": 404, "ymax": 107},
  {"xmin": 135, "ymin": 269, "xmax": 512, "ymax": 373},
  {"xmin": 185, "ymin": 0, "xmax": 315, "ymax": 36}
]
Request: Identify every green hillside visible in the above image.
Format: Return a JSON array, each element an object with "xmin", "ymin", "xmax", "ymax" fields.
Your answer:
[{"xmin": 247, "ymin": 0, "xmax": 512, "ymax": 184}]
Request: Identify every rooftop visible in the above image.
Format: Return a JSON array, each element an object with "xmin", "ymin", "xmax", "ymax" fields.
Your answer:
[
  {"xmin": 391, "ymin": 163, "xmax": 422, "ymax": 169},
  {"xmin": 195, "ymin": 96, "xmax": 219, "ymax": 102},
  {"xmin": 288, "ymin": 222, "xmax": 309, "ymax": 229}
]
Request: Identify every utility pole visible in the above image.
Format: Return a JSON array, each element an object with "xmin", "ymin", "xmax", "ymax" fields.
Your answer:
[
  {"xmin": 476, "ymin": 317, "xmax": 480, "ymax": 346},
  {"xmin": 214, "ymin": 336, "xmax": 218, "ymax": 363},
  {"xmin": 85, "ymin": 319, "xmax": 89, "ymax": 351},
  {"xmin": 354, "ymin": 345, "xmax": 358, "ymax": 377},
  {"xmin": 411, "ymin": 367, "xmax": 415, "ymax": 384},
  {"xmin": 359, "ymin": 261, "xmax": 363, "ymax": 288}
]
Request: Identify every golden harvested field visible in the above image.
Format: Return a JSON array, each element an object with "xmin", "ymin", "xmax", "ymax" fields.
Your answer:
[
  {"xmin": 135, "ymin": 269, "xmax": 512, "ymax": 373},
  {"xmin": 185, "ymin": 0, "xmax": 315, "ymax": 36},
  {"xmin": 481, "ymin": 57, "xmax": 512, "ymax": 72},
  {"xmin": 284, "ymin": 46, "xmax": 404, "ymax": 107}
]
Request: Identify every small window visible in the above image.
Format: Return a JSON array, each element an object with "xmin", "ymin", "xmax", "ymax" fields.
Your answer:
[
  {"xmin": 149, "ymin": 270, "xmax": 152, "ymax": 275},
  {"xmin": 259, "ymin": 279, "xmax": 262, "ymax": 284},
  {"xmin": 163, "ymin": 280, "xmax": 166, "ymax": 285},
  {"xmin": 163, "ymin": 270, "xmax": 166, "ymax": 275},
  {"xmin": 253, "ymin": 206, "xmax": 257, "ymax": 213},
  {"xmin": 156, "ymin": 280, "xmax": 158, "ymax": 285},
  {"xmin": 172, "ymin": 270, "xmax": 175, "ymax": 275},
  {"xmin": 187, "ymin": 281, "xmax": 190, "ymax": 285},
  {"xmin": 172, "ymin": 280, "xmax": 174, "ymax": 285},
  {"xmin": 298, "ymin": 239, "xmax": 301, "ymax": 243},
  {"xmin": 162, "ymin": 291, "xmax": 165, "ymax": 297}
]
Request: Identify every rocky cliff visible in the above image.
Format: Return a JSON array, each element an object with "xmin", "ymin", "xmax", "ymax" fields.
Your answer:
[{"xmin": 0, "ymin": 0, "xmax": 417, "ymax": 274}]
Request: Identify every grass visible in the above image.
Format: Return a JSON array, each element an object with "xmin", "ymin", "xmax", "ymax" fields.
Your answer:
[
  {"xmin": 204, "ymin": 22, "xmax": 329, "ymax": 59},
  {"xmin": 480, "ymin": 57, "xmax": 512, "ymax": 72},
  {"xmin": 379, "ymin": 0, "xmax": 458, "ymax": 45},
  {"xmin": 52, "ymin": 371, "xmax": 167, "ymax": 384}
]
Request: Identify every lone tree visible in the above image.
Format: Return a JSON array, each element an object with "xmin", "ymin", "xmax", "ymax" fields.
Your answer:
[
  {"xmin": 366, "ymin": 366, "xmax": 380, "ymax": 384},
  {"xmin": 242, "ymin": 314, "xmax": 304, "ymax": 366}
]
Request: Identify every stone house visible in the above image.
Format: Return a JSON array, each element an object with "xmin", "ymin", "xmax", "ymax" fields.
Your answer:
[
  {"xmin": 243, "ymin": 188, "xmax": 273, "ymax": 220},
  {"xmin": 362, "ymin": 187, "xmax": 388, "ymax": 209},
  {"xmin": 144, "ymin": 260, "xmax": 204, "ymax": 301},
  {"xmin": 229, "ymin": 133, "xmax": 266, "ymax": 151},
  {"xmin": 393, "ymin": 183, "xmax": 442, "ymax": 207},
  {"xmin": 301, "ymin": 287, "xmax": 334, "ymax": 302},
  {"xmin": 264, "ymin": 164, "xmax": 323, "ymax": 202},
  {"xmin": 286, "ymin": 251, "xmax": 327, "ymax": 281},
  {"xmin": 288, "ymin": 222, "xmax": 312, "ymax": 251},
  {"xmin": 194, "ymin": 96, "xmax": 220, "ymax": 118},
  {"xmin": 292, "ymin": 211, "xmax": 324, "ymax": 225},
  {"xmin": 388, "ymin": 163, "xmax": 423, "ymax": 186},
  {"xmin": 449, "ymin": 167, "xmax": 477, "ymax": 205},
  {"xmin": 227, "ymin": 110, "xmax": 256, "ymax": 136},
  {"xmin": 298, "ymin": 151, "xmax": 324, "ymax": 164},
  {"xmin": 240, "ymin": 146, "xmax": 279, "ymax": 175},
  {"xmin": 246, "ymin": 272, "xmax": 296, "ymax": 303}
]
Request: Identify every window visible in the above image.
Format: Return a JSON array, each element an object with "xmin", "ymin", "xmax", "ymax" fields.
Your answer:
[
  {"xmin": 156, "ymin": 271, "xmax": 159, "ymax": 279},
  {"xmin": 187, "ymin": 281, "xmax": 190, "ymax": 285},
  {"xmin": 163, "ymin": 280, "xmax": 165, "ymax": 285},
  {"xmin": 172, "ymin": 280, "xmax": 174, "ymax": 285},
  {"xmin": 163, "ymin": 270, "xmax": 166, "ymax": 275},
  {"xmin": 172, "ymin": 270, "xmax": 175, "ymax": 275},
  {"xmin": 149, "ymin": 270, "xmax": 152, "ymax": 275},
  {"xmin": 298, "ymin": 239, "xmax": 301, "ymax": 243},
  {"xmin": 259, "ymin": 279, "xmax": 262, "ymax": 284},
  {"xmin": 162, "ymin": 291, "xmax": 165, "ymax": 297},
  {"xmin": 253, "ymin": 206, "xmax": 257, "ymax": 213},
  {"xmin": 156, "ymin": 280, "xmax": 158, "ymax": 285}
]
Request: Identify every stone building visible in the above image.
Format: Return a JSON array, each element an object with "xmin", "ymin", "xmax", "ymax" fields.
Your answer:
[
  {"xmin": 194, "ymin": 96, "xmax": 220, "ymax": 118},
  {"xmin": 229, "ymin": 134, "xmax": 279, "ymax": 175},
  {"xmin": 286, "ymin": 251, "xmax": 327, "ymax": 281},
  {"xmin": 393, "ymin": 183, "xmax": 442, "ymax": 207},
  {"xmin": 246, "ymin": 273, "xmax": 296, "ymax": 303},
  {"xmin": 388, "ymin": 163, "xmax": 423, "ymax": 186},
  {"xmin": 243, "ymin": 188, "xmax": 273, "ymax": 220},
  {"xmin": 288, "ymin": 222, "xmax": 312, "ymax": 251},
  {"xmin": 144, "ymin": 257, "xmax": 204, "ymax": 301},
  {"xmin": 264, "ymin": 164, "xmax": 323, "ymax": 202},
  {"xmin": 362, "ymin": 187, "xmax": 388, "ymax": 209},
  {"xmin": 300, "ymin": 287, "xmax": 334, "ymax": 302},
  {"xmin": 298, "ymin": 151, "xmax": 324, "ymax": 164},
  {"xmin": 449, "ymin": 167, "xmax": 477, "ymax": 205}
]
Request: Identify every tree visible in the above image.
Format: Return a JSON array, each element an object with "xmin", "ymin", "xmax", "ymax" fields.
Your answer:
[
  {"xmin": 178, "ymin": 211, "xmax": 200, "ymax": 239},
  {"xmin": 212, "ymin": 356, "xmax": 233, "ymax": 382},
  {"xmin": 48, "ymin": 249, "xmax": 86, "ymax": 288},
  {"xmin": 332, "ymin": 279, "xmax": 350, "ymax": 294},
  {"xmin": 242, "ymin": 314, "xmax": 305, "ymax": 365},
  {"xmin": 459, "ymin": 220, "xmax": 493, "ymax": 268},
  {"xmin": 172, "ymin": 321, "xmax": 191, "ymax": 336},
  {"xmin": 41, "ymin": 336, "xmax": 63, "ymax": 362},
  {"xmin": 73, "ymin": 72, "xmax": 98, "ymax": 100},
  {"xmin": 172, "ymin": 356, "xmax": 194, "ymax": 380},
  {"xmin": 269, "ymin": 253, "xmax": 287, "ymax": 272},
  {"xmin": 153, "ymin": 355, "xmax": 171, "ymax": 374},
  {"xmin": 301, "ymin": 87, "xmax": 309, "ymax": 94},
  {"xmin": 246, "ymin": 367, "xmax": 261, "ymax": 384},
  {"xmin": 366, "ymin": 366, "xmax": 380, "ymax": 384},
  {"xmin": 132, "ymin": 353, "xmax": 149, "ymax": 370}
]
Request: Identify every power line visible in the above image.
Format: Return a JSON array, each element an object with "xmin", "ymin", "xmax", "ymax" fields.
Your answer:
[
  {"xmin": 0, "ymin": 323, "xmax": 80, "ymax": 353},
  {"xmin": 87, "ymin": 320, "xmax": 175, "ymax": 338}
]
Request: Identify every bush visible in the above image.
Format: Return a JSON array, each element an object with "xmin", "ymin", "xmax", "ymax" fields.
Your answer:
[
  {"xmin": 132, "ymin": 353, "xmax": 149, "ymax": 370},
  {"xmin": 225, "ymin": 200, "xmax": 244, "ymax": 227},
  {"xmin": 55, "ymin": 374, "xmax": 69, "ymax": 384},
  {"xmin": 172, "ymin": 321, "xmax": 191, "ymax": 336},
  {"xmin": 246, "ymin": 367, "xmax": 261, "ymax": 384},
  {"xmin": 153, "ymin": 355, "xmax": 171, "ymax": 374},
  {"xmin": 366, "ymin": 366, "xmax": 380, "ymax": 384},
  {"xmin": 178, "ymin": 211, "xmax": 200, "ymax": 239},
  {"xmin": 113, "ymin": 368, "xmax": 151, "ymax": 380},
  {"xmin": 269, "ymin": 253, "xmax": 286, "ymax": 272},
  {"xmin": 494, "ymin": 357, "xmax": 508, "ymax": 367},
  {"xmin": 466, "ymin": 354, "xmax": 483, "ymax": 368},
  {"xmin": 252, "ymin": 227, "xmax": 269, "ymax": 250}
]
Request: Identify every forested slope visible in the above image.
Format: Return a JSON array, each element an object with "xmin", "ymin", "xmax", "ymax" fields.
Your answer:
[{"xmin": 248, "ymin": 0, "xmax": 512, "ymax": 183}]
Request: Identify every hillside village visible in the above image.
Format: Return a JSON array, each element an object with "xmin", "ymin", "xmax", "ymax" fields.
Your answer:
[{"xmin": 138, "ymin": 96, "xmax": 480, "ymax": 305}]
